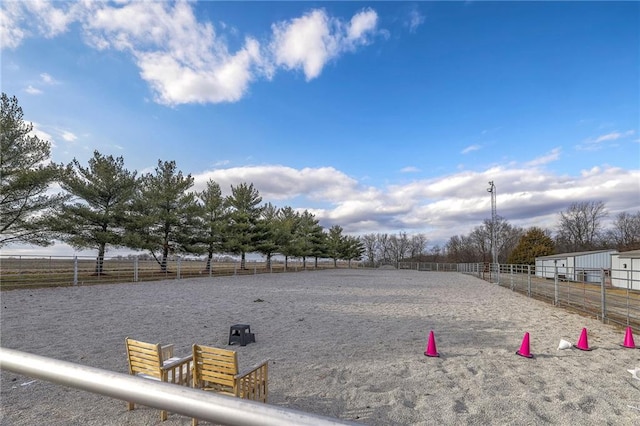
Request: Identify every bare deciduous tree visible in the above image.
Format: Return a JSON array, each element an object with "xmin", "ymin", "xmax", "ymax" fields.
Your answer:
[
  {"xmin": 361, "ymin": 233, "xmax": 378, "ymax": 267},
  {"xmin": 409, "ymin": 233, "xmax": 428, "ymax": 260},
  {"xmin": 556, "ymin": 201, "xmax": 607, "ymax": 252},
  {"xmin": 606, "ymin": 211, "xmax": 640, "ymax": 251}
]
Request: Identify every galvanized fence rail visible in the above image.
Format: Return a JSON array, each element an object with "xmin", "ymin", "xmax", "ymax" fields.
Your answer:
[
  {"xmin": 0, "ymin": 347, "xmax": 359, "ymax": 426},
  {"xmin": 452, "ymin": 262, "xmax": 640, "ymax": 329},
  {"xmin": 0, "ymin": 255, "xmax": 360, "ymax": 290}
]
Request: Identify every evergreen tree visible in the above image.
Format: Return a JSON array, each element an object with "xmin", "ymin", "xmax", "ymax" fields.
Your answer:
[
  {"xmin": 295, "ymin": 210, "xmax": 324, "ymax": 269},
  {"xmin": 343, "ymin": 235, "xmax": 364, "ymax": 268},
  {"xmin": 254, "ymin": 202, "xmax": 281, "ymax": 270},
  {"xmin": 507, "ymin": 227, "xmax": 555, "ymax": 265},
  {"xmin": 0, "ymin": 93, "xmax": 66, "ymax": 247},
  {"xmin": 56, "ymin": 151, "xmax": 137, "ymax": 274},
  {"xmin": 326, "ymin": 225, "xmax": 345, "ymax": 267},
  {"xmin": 195, "ymin": 179, "xmax": 228, "ymax": 272},
  {"xmin": 127, "ymin": 160, "xmax": 199, "ymax": 271},
  {"xmin": 225, "ymin": 182, "xmax": 263, "ymax": 269},
  {"xmin": 276, "ymin": 206, "xmax": 300, "ymax": 270}
]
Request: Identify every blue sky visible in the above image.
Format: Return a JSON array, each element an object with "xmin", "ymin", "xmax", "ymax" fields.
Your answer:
[{"xmin": 1, "ymin": 1, "xmax": 639, "ymax": 256}]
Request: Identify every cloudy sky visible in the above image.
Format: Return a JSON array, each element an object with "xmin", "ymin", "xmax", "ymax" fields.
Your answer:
[{"xmin": 1, "ymin": 1, "xmax": 639, "ymax": 256}]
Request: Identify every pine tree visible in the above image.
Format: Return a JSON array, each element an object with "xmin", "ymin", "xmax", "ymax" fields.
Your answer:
[
  {"xmin": 225, "ymin": 182, "xmax": 263, "ymax": 269},
  {"xmin": 254, "ymin": 202, "xmax": 280, "ymax": 270},
  {"xmin": 508, "ymin": 227, "xmax": 555, "ymax": 265},
  {"xmin": 1, "ymin": 93, "xmax": 66, "ymax": 247},
  {"xmin": 295, "ymin": 210, "xmax": 324, "ymax": 269},
  {"xmin": 326, "ymin": 225, "xmax": 345, "ymax": 267},
  {"xmin": 276, "ymin": 206, "xmax": 300, "ymax": 270},
  {"xmin": 195, "ymin": 179, "xmax": 228, "ymax": 272},
  {"xmin": 56, "ymin": 151, "xmax": 137, "ymax": 274},
  {"xmin": 127, "ymin": 160, "xmax": 199, "ymax": 271}
]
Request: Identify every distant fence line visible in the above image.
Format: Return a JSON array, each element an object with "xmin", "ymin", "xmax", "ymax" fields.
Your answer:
[
  {"xmin": 3, "ymin": 257, "xmax": 638, "ymax": 329},
  {"xmin": 398, "ymin": 261, "xmax": 639, "ymax": 330},
  {"xmin": 0, "ymin": 255, "xmax": 361, "ymax": 290}
]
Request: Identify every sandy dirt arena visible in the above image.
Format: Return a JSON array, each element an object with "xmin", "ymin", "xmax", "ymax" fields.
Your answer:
[{"xmin": 1, "ymin": 269, "xmax": 639, "ymax": 425}]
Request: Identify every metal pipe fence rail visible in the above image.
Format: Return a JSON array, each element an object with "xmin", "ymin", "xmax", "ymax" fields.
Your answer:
[
  {"xmin": 397, "ymin": 262, "xmax": 459, "ymax": 272},
  {"xmin": 457, "ymin": 263, "xmax": 640, "ymax": 329},
  {"xmin": 0, "ymin": 255, "xmax": 362, "ymax": 290},
  {"xmin": 0, "ymin": 347, "xmax": 359, "ymax": 426}
]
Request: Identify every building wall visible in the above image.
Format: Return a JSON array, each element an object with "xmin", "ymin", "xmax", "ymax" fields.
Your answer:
[
  {"xmin": 535, "ymin": 257, "xmax": 570, "ymax": 279},
  {"xmin": 611, "ymin": 254, "xmax": 640, "ymax": 290},
  {"xmin": 535, "ymin": 250, "xmax": 616, "ymax": 283}
]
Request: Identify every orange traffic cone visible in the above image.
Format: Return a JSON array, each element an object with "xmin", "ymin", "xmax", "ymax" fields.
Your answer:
[
  {"xmin": 574, "ymin": 328, "xmax": 592, "ymax": 351},
  {"xmin": 516, "ymin": 332, "xmax": 534, "ymax": 358},
  {"xmin": 424, "ymin": 330, "xmax": 440, "ymax": 357},
  {"xmin": 621, "ymin": 326, "xmax": 639, "ymax": 349}
]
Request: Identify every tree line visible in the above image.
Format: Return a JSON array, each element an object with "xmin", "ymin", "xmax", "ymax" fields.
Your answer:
[
  {"xmin": 442, "ymin": 203, "xmax": 640, "ymax": 265},
  {"xmin": 1, "ymin": 93, "xmax": 363, "ymax": 273},
  {"xmin": 2, "ymin": 93, "xmax": 638, "ymax": 271}
]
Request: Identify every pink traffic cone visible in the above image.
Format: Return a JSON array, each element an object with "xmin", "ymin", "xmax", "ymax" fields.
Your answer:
[
  {"xmin": 621, "ymin": 326, "xmax": 639, "ymax": 349},
  {"xmin": 574, "ymin": 328, "xmax": 592, "ymax": 351},
  {"xmin": 424, "ymin": 330, "xmax": 440, "ymax": 357},
  {"xmin": 516, "ymin": 332, "xmax": 534, "ymax": 358}
]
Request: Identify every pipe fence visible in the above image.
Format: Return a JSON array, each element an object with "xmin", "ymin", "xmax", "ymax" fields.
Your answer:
[
  {"xmin": 0, "ymin": 255, "xmax": 362, "ymax": 290},
  {"xmin": 0, "ymin": 347, "xmax": 359, "ymax": 426},
  {"xmin": 455, "ymin": 262, "xmax": 640, "ymax": 329}
]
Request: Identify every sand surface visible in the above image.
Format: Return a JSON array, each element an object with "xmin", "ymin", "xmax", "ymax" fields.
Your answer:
[{"xmin": 1, "ymin": 269, "xmax": 639, "ymax": 425}]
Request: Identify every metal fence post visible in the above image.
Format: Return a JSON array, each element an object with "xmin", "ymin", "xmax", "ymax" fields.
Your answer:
[
  {"xmin": 73, "ymin": 256, "xmax": 78, "ymax": 286},
  {"xmin": 134, "ymin": 258, "xmax": 139, "ymax": 283},
  {"xmin": 601, "ymin": 269, "xmax": 606, "ymax": 323},
  {"xmin": 554, "ymin": 261, "xmax": 559, "ymax": 306},
  {"xmin": 510, "ymin": 264, "xmax": 514, "ymax": 290},
  {"xmin": 627, "ymin": 269, "xmax": 631, "ymax": 325}
]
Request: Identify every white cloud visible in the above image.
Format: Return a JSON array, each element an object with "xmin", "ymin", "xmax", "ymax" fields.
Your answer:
[
  {"xmin": 406, "ymin": 9, "xmax": 425, "ymax": 33},
  {"xmin": 60, "ymin": 130, "xmax": 77, "ymax": 142},
  {"xmin": 348, "ymin": 8, "xmax": 378, "ymax": 42},
  {"xmin": 25, "ymin": 85, "xmax": 42, "ymax": 95},
  {"xmin": 577, "ymin": 130, "xmax": 636, "ymax": 151},
  {"xmin": 3, "ymin": 2, "xmax": 381, "ymax": 105},
  {"xmin": 270, "ymin": 8, "xmax": 378, "ymax": 81},
  {"xmin": 189, "ymin": 161, "xmax": 640, "ymax": 243},
  {"xmin": 593, "ymin": 130, "xmax": 635, "ymax": 143},
  {"xmin": 525, "ymin": 147, "xmax": 561, "ymax": 167},
  {"xmin": 0, "ymin": 2, "xmax": 26, "ymax": 49},
  {"xmin": 82, "ymin": 1, "xmax": 265, "ymax": 105},
  {"xmin": 40, "ymin": 72, "xmax": 57, "ymax": 84},
  {"xmin": 24, "ymin": 0, "xmax": 77, "ymax": 38},
  {"xmin": 461, "ymin": 144, "xmax": 481, "ymax": 154},
  {"xmin": 194, "ymin": 165, "xmax": 359, "ymax": 201},
  {"xmin": 400, "ymin": 166, "xmax": 420, "ymax": 173}
]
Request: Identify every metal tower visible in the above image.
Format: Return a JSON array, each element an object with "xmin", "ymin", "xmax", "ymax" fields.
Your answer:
[{"xmin": 487, "ymin": 181, "xmax": 497, "ymax": 264}]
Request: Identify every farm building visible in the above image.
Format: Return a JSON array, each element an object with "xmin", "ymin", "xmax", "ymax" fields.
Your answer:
[
  {"xmin": 535, "ymin": 249, "xmax": 618, "ymax": 283},
  {"xmin": 610, "ymin": 250, "xmax": 640, "ymax": 290}
]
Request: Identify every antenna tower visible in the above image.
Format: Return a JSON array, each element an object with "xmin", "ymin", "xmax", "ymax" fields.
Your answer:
[{"xmin": 487, "ymin": 181, "xmax": 497, "ymax": 264}]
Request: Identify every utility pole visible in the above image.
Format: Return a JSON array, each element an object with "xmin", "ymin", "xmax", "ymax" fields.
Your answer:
[{"xmin": 487, "ymin": 181, "xmax": 497, "ymax": 265}]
